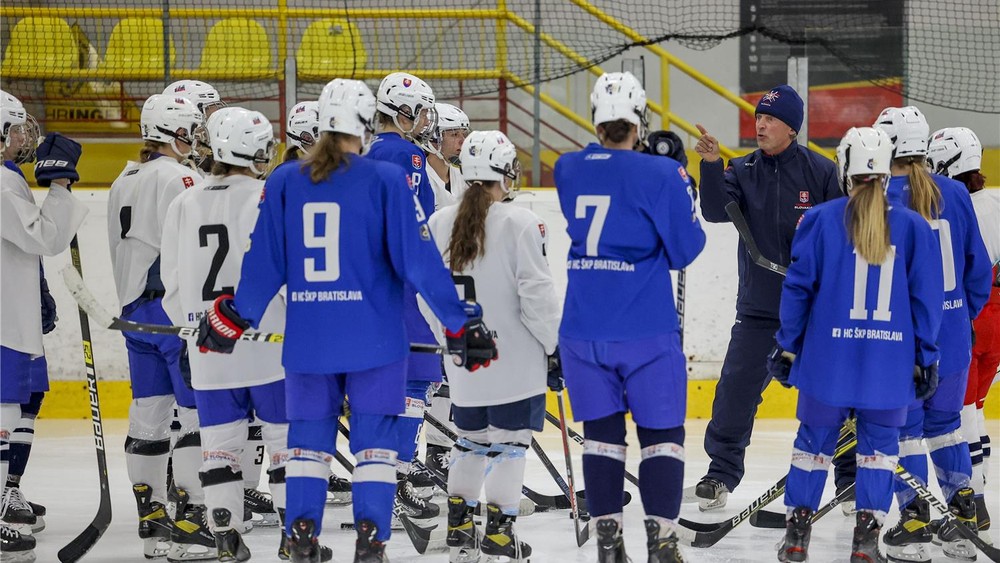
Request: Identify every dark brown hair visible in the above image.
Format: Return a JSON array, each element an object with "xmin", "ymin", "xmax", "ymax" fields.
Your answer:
[
  {"xmin": 302, "ymin": 132, "xmax": 351, "ymax": 183},
  {"xmin": 210, "ymin": 161, "xmax": 246, "ymax": 177},
  {"xmin": 446, "ymin": 181, "xmax": 496, "ymax": 272},
  {"xmin": 596, "ymin": 119, "xmax": 633, "ymax": 144}
]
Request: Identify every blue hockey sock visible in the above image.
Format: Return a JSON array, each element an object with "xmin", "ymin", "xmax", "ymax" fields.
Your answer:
[
  {"xmin": 636, "ymin": 425, "xmax": 685, "ymax": 519},
  {"xmin": 582, "ymin": 413, "xmax": 627, "ymax": 518},
  {"xmin": 394, "ymin": 381, "xmax": 430, "ymax": 474},
  {"xmin": 895, "ymin": 408, "xmax": 928, "ymax": 507},
  {"xmin": 925, "ymin": 408, "xmax": 972, "ymax": 501},
  {"xmin": 784, "ymin": 423, "xmax": 837, "ymax": 511},
  {"xmin": 285, "ymin": 417, "xmax": 336, "ymax": 536},
  {"xmin": 854, "ymin": 417, "xmax": 899, "ymax": 518}
]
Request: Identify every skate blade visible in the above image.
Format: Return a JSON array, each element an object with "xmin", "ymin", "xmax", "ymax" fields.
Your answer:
[
  {"xmin": 697, "ymin": 493, "xmax": 728, "ymax": 512},
  {"xmin": 941, "ymin": 540, "xmax": 978, "ymax": 561},
  {"xmin": 450, "ymin": 545, "xmax": 482, "ymax": 563},
  {"xmin": 326, "ymin": 492, "xmax": 353, "ymax": 506},
  {"xmin": 246, "ymin": 511, "xmax": 280, "ymax": 528},
  {"xmin": 482, "ymin": 555, "xmax": 530, "ymax": 562},
  {"xmin": 166, "ymin": 543, "xmax": 219, "ymax": 562},
  {"xmin": 143, "ymin": 537, "xmax": 172, "ymax": 559},
  {"xmin": 682, "ymin": 485, "xmax": 699, "ymax": 503},
  {"xmin": 885, "ymin": 543, "xmax": 931, "ymax": 563}
]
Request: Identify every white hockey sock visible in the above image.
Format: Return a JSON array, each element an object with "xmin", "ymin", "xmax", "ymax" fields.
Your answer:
[
  {"xmin": 961, "ymin": 404, "xmax": 984, "ymax": 494},
  {"xmin": 447, "ymin": 430, "xmax": 490, "ymax": 503},
  {"xmin": 484, "ymin": 428, "xmax": 532, "ymax": 514},
  {"xmin": 173, "ymin": 406, "xmax": 205, "ymax": 504},
  {"xmin": 200, "ymin": 420, "xmax": 246, "ymax": 530},
  {"xmin": 127, "ymin": 395, "xmax": 173, "ymax": 504},
  {"xmin": 261, "ymin": 420, "xmax": 289, "ymax": 509},
  {"xmin": 240, "ymin": 420, "xmax": 265, "ymax": 490},
  {"xmin": 0, "ymin": 403, "xmax": 19, "ymax": 488}
]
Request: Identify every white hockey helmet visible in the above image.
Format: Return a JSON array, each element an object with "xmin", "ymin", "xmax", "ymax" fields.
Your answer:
[
  {"xmin": 836, "ymin": 127, "xmax": 893, "ymax": 194},
  {"xmin": 591, "ymin": 71, "xmax": 648, "ymax": 135},
  {"xmin": 873, "ymin": 106, "xmax": 929, "ymax": 159},
  {"xmin": 927, "ymin": 127, "xmax": 982, "ymax": 178},
  {"xmin": 140, "ymin": 94, "xmax": 204, "ymax": 158},
  {"xmin": 318, "ymin": 79, "xmax": 377, "ymax": 146},
  {"xmin": 286, "ymin": 101, "xmax": 319, "ymax": 152},
  {"xmin": 428, "ymin": 102, "xmax": 471, "ymax": 161},
  {"xmin": 208, "ymin": 107, "xmax": 275, "ymax": 177},
  {"xmin": 376, "ymin": 72, "xmax": 438, "ymax": 143},
  {"xmin": 461, "ymin": 130, "xmax": 520, "ymax": 200},
  {"xmin": 0, "ymin": 89, "xmax": 39, "ymax": 163},
  {"xmin": 163, "ymin": 80, "xmax": 225, "ymax": 116}
]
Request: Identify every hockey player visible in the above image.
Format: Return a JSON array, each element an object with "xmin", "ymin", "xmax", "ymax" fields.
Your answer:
[
  {"xmin": 554, "ymin": 72, "xmax": 706, "ymax": 563},
  {"xmin": 194, "ymin": 78, "xmax": 497, "ymax": 563},
  {"xmin": 164, "ymin": 79, "xmax": 226, "ymax": 174},
  {"xmin": 423, "ymin": 130, "xmax": 559, "ymax": 562},
  {"xmin": 873, "ymin": 107, "xmax": 993, "ymax": 562},
  {"xmin": 928, "ymin": 126, "xmax": 999, "ymax": 541},
  {"xmin": 284, "ymin": 101, "xmax": 319, "ymax": 162},
  {"xmin": 425, "ymin": 102, "xmax": 470, "ymax": 209},
  {"xmin": 108, "ymin": 94, "xmax": 214, "ymax": 560},
  {"xmin": 771, "ymin": 127, "xmax": 943, "ymax": 563},
  {"xmin": 1, "ymin": 90, "xmax": 88, "ymax": 562},
  {"xmin": 365, "ymin": 71, "xmax": 446, "ymax": 519}
]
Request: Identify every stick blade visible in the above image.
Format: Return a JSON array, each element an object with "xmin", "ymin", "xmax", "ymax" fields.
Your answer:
[
  {"xmin": 398, "ymin": 515, "xmax": 447, "ymax": 554},
  {"xmin": 60, "ymin": 265, "xmax": 114, "ymax": 329},
  {"xmin": 58, "ymin": 523, "xmax": 106, "ymax": 562},
  {"xmin": 749, "ymin": 509, "xmax": 786, "ymax": 529}
]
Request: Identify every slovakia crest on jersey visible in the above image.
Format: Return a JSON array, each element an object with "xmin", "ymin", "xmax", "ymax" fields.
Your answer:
[
  {"xmin": 761, "ymin": 90, "xmax": 780, "ymax": 105},
  {"xmin": 678, "ymin": 166, "xmax": 689, "ymax": 182},
  {"xmin": 799, "ymin": 190, "xmax": 809, "ymax": 203},
  {"xmin": 411, "ymin": 154, "xmax": 422, "ymax": 169},
  {"xmin": 183, "ymin": 176, "xmax": 195, "ymax": 188}
]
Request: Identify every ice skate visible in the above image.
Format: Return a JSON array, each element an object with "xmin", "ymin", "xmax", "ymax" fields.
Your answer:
[
  {"xmin": 244, "ymin": 487, "xmax": 280, "ymax": 527},
  {"xmin": 277, "ymin": 510, "xmax": 333, "ymax": 562},
  {"xmin": 884, "ymin": 498, "xmax": 932, "ymax": 562},
  {"xmin": 447, "ymin": 496, "xmax": 481, "ymax": 562},
  {"xmin": 327, "ymin": 475, "xmax": 353, "ymax": 505},
  {"xmin": 354, "ymin": 519, "xmax": 389, "ymax": 563},
  {"xmin": 694, "ymin": 476, "xmax": 728, "ymax": 511},
  {"xmin": 479, "ymin": 503, "xmax": 529, "ymax": 562},
  {"xmin": 212, "ymin": 508, "xmax": 250, "ymax": 562},
  {"xmin": 777, "ymin": 507, "xmax": 812, "ymax": 562},
  {"xmin": 404, "ymin": 470, "xmax": 436, "ymax": 499},
  {"xmin": 167, "ymin": 488, "xmax": 217, "ymax": 561},
  {"xmin": 395, "ymin": 478, "xmax": 440, "ymax": 519},
  {"xmin": 851, "ymin": 511, "xmax": 887, "ymax": 563},
  {"xmin": 595, "ymin": 517, "xmax": 627, "ymax": 563},
  {"xmin": 133, "ymin": 483, "xmax": 173, "ymax": 559},
  {"xmin": 938, "ymin": 487, "xmax": 978, "ymax": 561},
  {"xmin": 974, "ymin": 495, "xmax": 992, "ymax": 543},
  {"xmin": 0, "ymin": 523, "xmax": 35, "ymax": 563},
  {"xmin": 645, "ymin": 518, "xmax": 685, "ymax": 562},
  {"xmin": 0, "ymin": 486, "xmax": 36, "ymax": 531}
]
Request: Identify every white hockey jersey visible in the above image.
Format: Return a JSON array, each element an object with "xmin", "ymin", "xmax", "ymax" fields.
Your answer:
[
  {"xmin": 1, "ymin": 167, "xmax": 88, "ymax": 356},
  {"xmin": 107, "ymin": 156, "xmax": 200, "ymax": 308},
  {"xmin": 427, "ymin": 161, "xmax": 466, "ymax": 210},
  {"xmin": 971, "ymin": 189, "xmax": 1000, "ymax": 265},
  {"xmin": 161, "ymin": 174, "xmax": 286, "ymax": 391},
  {"xmin": 424, "ymin": 201, "xmax": 561, "ymax": 407}
]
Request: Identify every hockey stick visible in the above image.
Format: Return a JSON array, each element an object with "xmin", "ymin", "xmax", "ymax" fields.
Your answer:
[
  {"xmin": 543, "ymin": 411, "xmax": 640, "ymax": 488},
  {"xmin": 57, "ymin": 237, "xmax": 112, "ymax": 563},
  {"xmin": 895, "ymin": 465, "xmax": 1000, "ymax": 562},
  {"xmin": 60, "ymin": 264, "xmax": 482, "ymax": 357},
  {"xmin": 724, "ymin": 201, "xmax": 787, "ymax": 276},
  {"xmin": 555, "ymin": 390, "xmax": 591, "ymax": 546},
  {"xmin": 677, "ymin": 268, "xmax": 686, "ymax": 348}
]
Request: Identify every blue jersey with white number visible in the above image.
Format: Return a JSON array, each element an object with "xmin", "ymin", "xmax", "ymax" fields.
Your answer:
[
  {"xmin": 776, "ymin": 198, "xmax": 943, "ymax": 410},
  {"xmin": 886, "ymin": 174, "xmax": 992, "ymax": 377},
  {"xmin": 366, "ymin": 132, "xmax": 442, "ymax": 380},
  {"xmin": 233, "ymin": 156, "xmax": 467, "ymax": 374},
  {"xmin": 554, "ymin": 143, "xmax": 706, "ymax": 341}
]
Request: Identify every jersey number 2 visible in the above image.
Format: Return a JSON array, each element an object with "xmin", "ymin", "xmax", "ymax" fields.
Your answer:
[
  {"xmin": 849, "ymin": 247, "xmax": 896, "ymax": 322},
  {"xmin": 199, "ymin": 225, "xmax": 233, "ymax": 301}
]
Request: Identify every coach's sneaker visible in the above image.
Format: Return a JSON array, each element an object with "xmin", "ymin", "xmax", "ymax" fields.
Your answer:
[
  {"xmin": 327, "ymin": 475, "xmax": 353, "ymax": 505},
  {"xmin": 0, "ymin": 523, "xmax": 35, "ymax": 563},
  {"xmin": 277, "ymin": 509, "xmax": 333, "ymax": 562},
  {"xmin": 695, "ymin": 476, "xmax": 728, "ymax": 512},
  {"xmin": 777, "ymin": 507, "xmax": 812, "ymax": 562},
  {"xmin": 167, "ymin": 488, "xmax": 216, "ymax": 561},
  {"xmin": 447, "ymin": 496, "xmax": 480, "ymax": 562},
  {"xmin": 851, "ymin": 511, "xmax": 887, "ymax": 563},
  {"xmin": 395, "ymin": 479, "xmax": 440, "ymax": 519},
  {"xmin": 646, "ymin": 517, "xmax": 685, "ymax": 562},
  {"xmin": 481, "ymin": 503, "xmax": 530, "ymax": 561},
  {"xmin": 212, "ymin": 508, "xmax": 250, "ymax": 562},
  {"xmin": 884, "ymin": 498, "xmax": 932, "ymax": 562},
  {"xmin": 133, "ymin": 483, "xmax": 173, "ymax": 559},
  {"xmin": 938, "ymin": 487, "xmax": 978, "ymax": 560},
  {"xmin": 354, "ymin": 519, "xmax": 389, "ymax": 563},
  {"xmin": 596, "ymin": 516, "xmax": 627, "ymax": 563}
]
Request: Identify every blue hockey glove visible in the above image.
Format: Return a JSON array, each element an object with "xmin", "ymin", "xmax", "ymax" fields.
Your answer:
[
  {"xmin": 446, "ymin": 302, "xmax": 498, "ymax": 372},
  {"xmin": 34, "ymin": 133, "xmax": 82, "ymax": 187},
  {"xmin": 40, "ymin": 268, "xmax": 57, "ymax": 334},
  {"xmin": 766, "ymin": 344, "xmax": 794, "ymax": 388},
  {"xmin": 547, "ymin": 347, "xmax": 564, "ymax": 391},
  {"xmin": 197, "ymin": 295, "xmax": 249, "ymax": 354},
  {"xmin": 914, "ymin": 363, "xmax": 939, "ymax": 401}
]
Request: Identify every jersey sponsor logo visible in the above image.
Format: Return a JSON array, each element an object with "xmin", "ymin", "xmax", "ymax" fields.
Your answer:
[
  {"xmin": 183, "ymin": 176, "xmax": 195, "ymax": 188},
  {"xmin": 125, "ymin": 169, "xmax": 139, "ymax": 176},
  {"xmin": 205, "ymin": 184, "xmax": 230, "ymax": 191},
  {"xmin": 419, "ymin": 223, "xmax": 432, "ymax": 241},
  {"xmin": 584, "ymin": 153, "xmax": 611, "ymax": 160},
  {"xmin": 678, "ymin": 166, "xmax": 689, "ymax": 181},
  {"xmin": 411, "ymin": 154, "xmax": 422, "ymax": 169}
]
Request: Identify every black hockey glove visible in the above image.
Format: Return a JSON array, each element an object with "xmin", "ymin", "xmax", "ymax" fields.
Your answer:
[
  {"xmin": 179, "ymin": 345, "xmax": 193, "ymax": 389},
  {"xmin": 547, "ymin": 347, "xmax": 564, "ymax": 391},
  {"xmin": 971, "ymin": 326, "xmax": 976, "ymax": 348},
  {"xmin": 766, "ymin": 344, "xmax": 794, "ymax": 388},
  {"xmin": 40, "ymin": 267, "xmax": 57, "ymax": 334},
  {"xmin": 34, "ymin": 133, "xmax": 82, "ymax": 187},
  {"xmin": 914, "ymin": 363, "xmax": 939, "ymax": 401},
  {"xmin": 445, "ymin": 302, "xmax": 498, "ymax": 372},
  {"xmin": 197, "ymin": 295, "xmax": 249, "ymax": 354}
]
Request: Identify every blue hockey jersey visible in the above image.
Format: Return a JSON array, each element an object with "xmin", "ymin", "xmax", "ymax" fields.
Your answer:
[
  {"xmin": 233, "ymin": 156, "xmax": 468, "ymax": 374},
  {"xmin": 554, "ymin": 144, "xmax": 706, "ymax": 341},
  {"xmin": 366, "ymin": 131, "xmax": 441, "ymax": 380},
  {"xmin": 777, "ymin": 198, "xmax": 943, "ymax": 410},
  {"xmin": 886, "ymin": 173, "xmax": 992, "ymax": 377}
]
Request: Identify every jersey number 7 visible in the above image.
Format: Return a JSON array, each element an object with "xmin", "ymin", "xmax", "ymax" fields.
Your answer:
[{"xmin": 576, "ymin": 195, "xmax": 610, "ymax": 257}]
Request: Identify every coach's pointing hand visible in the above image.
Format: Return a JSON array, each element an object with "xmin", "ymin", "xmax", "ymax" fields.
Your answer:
[{"xmin": 694, "ymin": 124, "xmax": 721, "ymax": 163}]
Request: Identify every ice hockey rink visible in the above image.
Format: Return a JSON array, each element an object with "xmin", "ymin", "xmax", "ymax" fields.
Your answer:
[{"xmin": 18, "ymin": 417, "xmax": 999, "ymax": 562}]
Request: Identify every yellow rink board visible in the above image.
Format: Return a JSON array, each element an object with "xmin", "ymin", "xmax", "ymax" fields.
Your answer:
[{"xmin": 40, "ymin": 379, "xmax": 1000, "ymax": 420}]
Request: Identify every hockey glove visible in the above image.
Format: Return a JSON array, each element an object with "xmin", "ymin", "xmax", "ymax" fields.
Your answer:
[
  {"xmin": 179, "ymin": 346, "xmax": 193, "ymax": 389},
  {"xmin": 197, "ymin": 295, "xmax": 249, "ymax": 354},
  {"xmin": 766, "ymin": 344, "xmax": 794, "ymax": 388},
  {"xmin": 547, "ymin": 347, "xmax": 564, "ymax": 391},
  {"xmin": 914, "ymin": 363, "xmax": 939, "ymax": 401},
  {"xmin": 40, "ymin": 268, "xmax": 57, "ymax": 334},
  {"xmin": 34, "ymin": 133, "xmax": 82, "ymax": 187},
  {"xmin": 445, "ymin": 302, "xmax": 498, "ymax": 372}
]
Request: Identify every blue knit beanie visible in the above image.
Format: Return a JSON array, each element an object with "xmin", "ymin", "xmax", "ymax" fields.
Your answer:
[{"xmin": 755, "ymin": 84, "xmax": 803, "ymax": 132}]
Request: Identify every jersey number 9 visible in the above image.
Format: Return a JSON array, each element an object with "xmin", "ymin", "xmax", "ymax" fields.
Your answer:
[{"xmin": 303, "ymin": 202, "xmax": 341, "ymax": 282}]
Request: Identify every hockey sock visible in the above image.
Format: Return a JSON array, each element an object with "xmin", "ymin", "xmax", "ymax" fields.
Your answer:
[
  {"xmin": 6, "ymin": 392, "xmax": 42, "ymax": 486},
  {"xmin": 127, "ymin": 395, "xmax": 174, "ymax": 504},
  {"xmin": 199, "ymin": 419, "xmax": 245, "ymax": 532},
  {"xmin": 285, "ymin": 416, "xmax": 336, "ymax": 536},
  {"xmin": 173, "ymin": 406, "xmax": 206, "ymax": 503},
  {"xmin": 394, "ymin": 381, "xmax": 429, "ymax": 476},
  {"xmin": 240, "ymin": 419, "xmax": 265, "ymax": 490},
  {"xmin": 636, "ymin": 425, "xmax": 685, "ymax": 520},
  {"xmin": 0, "ymin": 403, "xmax": 19, "ymax": 488},
  {"xmin": 924, "ymin": 408, "xmax": 971, "ymax": 501},
  {"xmin": 484, "ymin": 430, "xmax": 531, "ymax": 514},
  {"xmin": 854, "ymin": 417, "xmax": 899, "ymax": 520},
  {"xmin": 447, "ymin": 430, "xmax": 490, "ymax": 504},
  {"xmin": 582, "ymin": 413, "xmax": 627, "ymax": 518},
  {"xmin": 895, "ymin": 408, "xmax": 929, "ymax": 508},
  {"xmin": 425, "ymin": 382, "xmax": 455, "ymax": 450},
  {"xmin": 784, "ymin": 423, "xmax": 836, "ymax": 511},
  {"xmin": 261, "ymin": 420, "xmax": 289, "ymax": 509},
  {"xmin": 962, "ymin": 404, "xmax": 985, "ymax": 495},
  {"xmin": 351, "ymin": 412, "xmax": 405, "ymax": 541}
]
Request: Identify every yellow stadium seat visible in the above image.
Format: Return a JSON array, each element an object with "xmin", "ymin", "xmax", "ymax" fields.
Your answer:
[
  {"xmin": 100, "ymin": 18, "xmax": 175, "ymax": 78},
  {"xmin": 197, "ymin": 19, "xmax": 273, "ymax": 79},
  {"xmin": 1, "ymin": 17, "xmax": 79, "ymax": 78},
  {"xmin": 296, "ymin": 18, "xmax": 368, "ymax": 79}
]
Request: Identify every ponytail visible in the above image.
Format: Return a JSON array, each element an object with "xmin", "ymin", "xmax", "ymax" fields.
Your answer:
[
  {"xmin": 302, "ymin": 132, "xmax": 350, "ymax": 183},
  {"xmin": 845, "ymin": 177, "xmax": 891, "ymax": 265},
  {"xmin": 282, "ymin": 146, "xmax": 303, "ymax": 163},
  {"xmin": 897, "ymin": 156, "xmax": 941, "ymax": 221},
  {"xmin": 446, "ymin": 181, "xmax": 495, "ymax": 272},
  {"xmin": 139, "ymin": 140, "xmax": 165, "ymax": 163}
]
